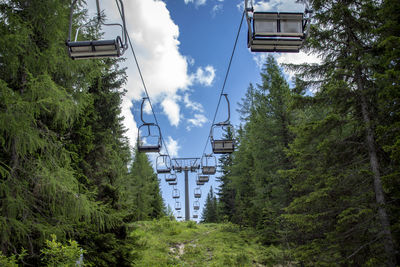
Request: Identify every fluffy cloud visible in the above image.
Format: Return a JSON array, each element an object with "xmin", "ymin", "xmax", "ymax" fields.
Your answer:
[
  {"xmin": 183, "ymin": 94, "xmax": 204, "ymax": 113},
  {"xmin": 184, "ymin": 0, "xmax": 207, "ymax": 7},
  {"xmin": 211, "ymin": 4, "xmax": 223, "ymax": 17},
  {"xmin": 190, "ymin": 65, "xmax": 216, "ymax": 87},
  {"xmin": 161, "ymin": 97, "xmax": 181, "ymax": 127},
  {"xmin": 238, "ymin": 0, "xmax": 304, "ymax": 12},
  {"xmin": 93, "ymin": 0, "xmax": 216, "ymax": 149},
  {"xmin": 253, "ymin": 0, "xmax": 305, "ymax": 12},
  {"xmin": 187, "ymin": 114, "xmax": 208, "ymax": 131},
  {"xmin": 165, "ymin": 136, "xmax": 180, "ymax": 158},
  {"xmin": 121, "ymin": 97, "xmax": 138, "ymax": 147}
]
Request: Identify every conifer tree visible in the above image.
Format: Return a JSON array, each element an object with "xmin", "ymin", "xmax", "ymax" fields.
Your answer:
[
  {"xmin": 202, "ymin": 187, "xmax": 218, "ymax": 223},
  {"xmin": 282, "ymin": 0, "xmax": 398, "ymax": 265}
]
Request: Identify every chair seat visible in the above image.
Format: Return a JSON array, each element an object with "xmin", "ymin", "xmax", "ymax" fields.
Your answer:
[
  {"xmin": 67, "ymin": 39, "xmax": 120, "ymax": 60},
  {"xmin": 202, "ymin": 166, "xmax": 216, "ymax": 175},
  {"xmin": 138, "ymin": 145, "xmax": 161, "ymax": 153},
  {"xmin": 157, "ymin": 169, "xmax": 171, "ymax": 174},
  {"xmin": 250, "ymin": 44, "xmax": 300, "ymax": 53}
]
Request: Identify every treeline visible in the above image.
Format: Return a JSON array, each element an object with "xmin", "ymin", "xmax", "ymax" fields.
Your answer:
[
  {"xmin": 0, "ymin": 1, "xmax": 163, "ymax": 266},
  {"xmin": 203, "ymin": 0, "xmax": 399, "ymax": 265}
]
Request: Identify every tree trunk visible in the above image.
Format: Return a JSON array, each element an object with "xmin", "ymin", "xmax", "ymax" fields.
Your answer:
[{"xmin": 357, "ymin": 72, "xmax": 397, "ymax": 267}]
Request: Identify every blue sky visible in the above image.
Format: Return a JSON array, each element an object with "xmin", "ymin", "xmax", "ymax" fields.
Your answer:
[{"xmin": 88, "ymin": 0, "xmax": 320, "ymax": 221}]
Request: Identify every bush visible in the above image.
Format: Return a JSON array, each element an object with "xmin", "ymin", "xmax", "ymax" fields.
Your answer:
[
  {"xmin": 41, "ymin": 234, "xmax": 85, "ymax": 267},
  {"xmin": 0, "ymin": 249, "xmax": 26, "ymax": 267}
]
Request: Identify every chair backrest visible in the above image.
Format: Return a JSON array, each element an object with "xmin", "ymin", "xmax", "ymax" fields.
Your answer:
[
  {"xmin": 253, "ymin": 12, "xmax": 304, "ymax": 38},
  {"xmin": 66, "ymin": 0, "xmax": 128, "ymax": 59}
]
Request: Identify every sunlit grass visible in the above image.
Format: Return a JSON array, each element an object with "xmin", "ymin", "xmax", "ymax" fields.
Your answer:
[{"xmin": 129, "ymin": 218, "xmax": 286, "ymax": 266}]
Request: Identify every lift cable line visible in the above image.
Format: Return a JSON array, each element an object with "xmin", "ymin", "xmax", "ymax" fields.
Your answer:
[
  {"xmin": 200, "ymin": 11, "xmax": 245, "ymax": 157},
  {"xmin": 116, "ymin": 2, "xmax": 172, "ymax": 160}
]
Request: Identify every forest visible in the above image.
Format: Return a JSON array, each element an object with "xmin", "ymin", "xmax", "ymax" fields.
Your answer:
[{"xmin": 1, "ymin": 0, "xmax": 399, "ymax": 266}]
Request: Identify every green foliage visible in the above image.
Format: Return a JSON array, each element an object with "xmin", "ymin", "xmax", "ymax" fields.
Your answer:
[
  {"xmin": 0, "ymin": 249, "xmax": 26, "ymax": 267},
  {"xmin": 202, "ymin": 186, "xmax": 219, "ymax": 223},
  {"xmin": 0, "ymin": 0, "xmax": 162, "ymax": 265},
  {"xmin": 130, "ymin": 220, "xmax": 272, "ymax": 266},
  {"xmin": 41, "ymin": 235, "xmax": 84, "ymax": 267},
  {"xmin": 217, "ymin": 1, "xmax": 400, "ymax": 264}
]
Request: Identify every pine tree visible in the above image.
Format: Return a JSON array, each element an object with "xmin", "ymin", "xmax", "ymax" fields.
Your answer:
[
  {"xmin": 202, "ymin": 186, "xmax": 218, "ymax": 223},
  {"xmin": 282, "ymin": 0, "xmax": 398, "ymax": 265},
  {"xmin": 122, "ymin": 148, "xmax": 164, "ymax": 221}
]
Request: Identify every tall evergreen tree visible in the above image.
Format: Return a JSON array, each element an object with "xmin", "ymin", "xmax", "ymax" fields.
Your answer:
[
  {"xmin": 0, "ymin": 1, "xmax": 110, "ymax": 263},
  {"xmin": 122, "ymin": 148, "xmax": 164, "ymax": 222},
  {"xmin": 202, "ymin": 186, "xmax": 218, "ymax": 223},
  {"xmin": 282, "ymin": 0, "xmax": 398, "ymax": 265}
]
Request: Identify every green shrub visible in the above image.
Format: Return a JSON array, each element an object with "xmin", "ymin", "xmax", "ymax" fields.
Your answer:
[
  {"xmin": 0, "ymin": 249, "xmax": 26, "ymax": 267},
  {"xmin": 41, "ymin": 234, "xmax": 85, "ymax": 267}
]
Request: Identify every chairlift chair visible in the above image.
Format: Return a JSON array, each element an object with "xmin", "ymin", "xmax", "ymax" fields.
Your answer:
[
  {"xmin": 201, "ymin": 154, "xmax": 217, "ymax": 175},
  {"xmin": 165, "ymin": 173, "xmax": 177, "ymax": 183},
  {"xmin": 193, "ymin": 214, "xmax": 199, "ymax": 219},
  {"xmin": 196, "ymin": 179, "xmax": 204, "ymax": 186},
  {"xmin": 177, "ymin": 211, "xmax": 182, "ymax": 219},
  {"xmin": 190, "ymin": 164, "xmax": 200, "ymax": 173},
  {"xmin": 66, "ymin": 0, "xmax": 128, "ymax": 59},
  {"xmin": 157, "ymin": 154, "xmax": 172, "ymax": 174},
  {"xmin": 244, "ymin": 0, "xmax": 312, "ymax": 53},
  {"xmin": 194, "ymin": 188, "xmax": 201, "ymax": 198},
  {"xmin": 211, "ymin": 94, "xmax": 235, "ymax": 154},
  {"xmin": 173, "ymin": 189, "xmax": 180, "ymax": 199},
  {"xmin": 169, "ymin": 181, "xmax": 177, "ymax": 186},
  {"xmin": 175, "ymin": 201, "xmax": 181, "ymax": 211},
  {"xmin": 193, "ymin": 201, "xmax": 200, "ymax": 211},
  {"xmin": 198, "ymin": 175, "xmax": 209, "ymax": 183},
  {"xmin": 137, "ymin": 98, "xmax": 162, "ymax": 153}
]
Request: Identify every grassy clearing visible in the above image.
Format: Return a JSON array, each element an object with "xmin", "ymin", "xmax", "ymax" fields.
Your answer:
[{"xmin": 129, "ymin": 218, "xmax": 287, "ymax": 266}]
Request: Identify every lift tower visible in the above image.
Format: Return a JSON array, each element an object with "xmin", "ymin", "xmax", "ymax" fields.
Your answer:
[{"xmin": 172, "ymin": 158, "xmax": 200, "ymax": 221}]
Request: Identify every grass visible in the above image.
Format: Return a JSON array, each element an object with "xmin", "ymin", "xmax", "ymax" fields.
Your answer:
[{"xmin": 129, "ymin": 218, "xmax": 286, "ymax": 266}]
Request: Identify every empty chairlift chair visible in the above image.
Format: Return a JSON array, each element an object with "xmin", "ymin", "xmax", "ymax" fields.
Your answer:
[
  {"xmin": 194, "ymin": 188, "xmax": 201, "ymax": 198},
  {"xmin": 201, "ymin": 154, "xmax": 217, "ymax": 175},
  {"xmin": 177, "ymin": 211, "xmax": 182, "ymax": 219},
  {"xmin": 66, "ymin": 0, "xmax": 128, "ymax": 59},
  {"xmin": 157, "ymin": 154, "xmax": 172, "ymax": 174},
  {"xmin": 211, "ymin": 94, "xmax": 235, "ymax": 154},
  {"xmin": 137, "ymin": 98, "xmax": 162, "ymax": 153},
  {"xmin": 173, "ymin": 189, "xmax": 180, "ymax": 199},
  {"xmin": 196, "ymin": 177, "xmax": 205, "ymax": 186},
  {"xmin": 193, "ymin": 213, "xmax": 199, "ymax": 219},
  {"xmin": 244, "ymin": 0, "xmax": 312, "ymax": 53},
  {"xmin": 169, "ymin": 181, "xmax": 177, "ymax": 186},
  {"xmin": 175, "ymin": 201, "xmax": 181, "ymax": 211},
  {"xmin": 165, "ymin": 173, "xmax": 177, "ymax": 183},
  {"xmin": 198, "ymin": 174, "xmax": 209, "ymax": 183},
  {"xmin": 193, "ymin": 201, "xmax": 200, "ymax": 211}
]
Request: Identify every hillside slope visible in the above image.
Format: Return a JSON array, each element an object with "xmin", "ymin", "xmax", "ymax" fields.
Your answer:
[{"xmin": 129, "ymin": 219, "xmax": 286, "ymax": 266}]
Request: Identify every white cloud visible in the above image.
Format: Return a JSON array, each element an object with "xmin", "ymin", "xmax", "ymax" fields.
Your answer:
[
  {"xmin": 251, "ymin": 51, "xmax": 321, "ymax": 80},
  {"xmin": 186, "ymin": 114, "xmax": 208, "ymax": 131},
  {"xmin": 190, "ymin": 65, "xmax": 216, "ymax": 87},
  {"xmin": 253, "ymin": 0, "xmax": 304, "ymax": 12},
  {"xmin": 161, "ymin": 97, "xmax": 181, "ymax": 127},
  {"xmin": 184, "ymin": 0, "xmax": 207, "ymax": 7},
  {"xmin": 211, "ymin": 4, "xmax": 223, "ymax": 16},
  {"xmin": 121, "ymin": 97, "xmax": 138, "ymax": 147},
  {"xmin": 165, "ymin": 136, "xmax": 180, "ymax": 158},
  {"xmin": 183, "ymin": 94, "xmax": 204, "ymax": 112},
  {"xmin": 91, "ymin": 0, "xmax": 218, "ymax": 149},
  {"xmin": 276, "ymin": 52, "xmax": 321, "ymax": 80}
]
